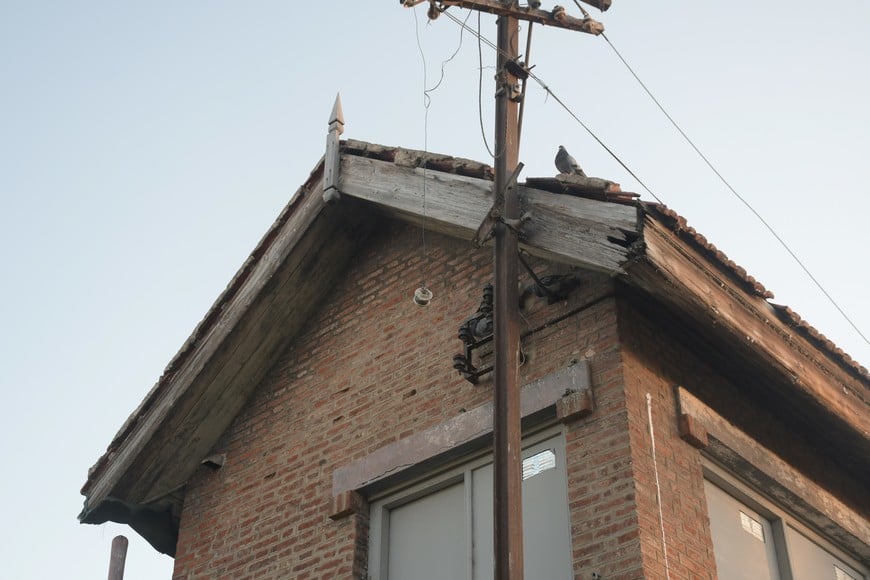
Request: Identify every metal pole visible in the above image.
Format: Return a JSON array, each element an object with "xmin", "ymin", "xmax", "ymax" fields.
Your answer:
[
  {"xmin": 107, "ymin": 535, "xmax": 129, "ymax": 580},
  {"xmin": 492, "ymin": 5, "xmax": 523, "ymax": 580}
]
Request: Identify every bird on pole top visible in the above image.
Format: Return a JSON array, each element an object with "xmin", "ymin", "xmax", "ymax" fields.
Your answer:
[{"xmin": 555, "ymin": 145, "xmax": 586, "ymax": 177}]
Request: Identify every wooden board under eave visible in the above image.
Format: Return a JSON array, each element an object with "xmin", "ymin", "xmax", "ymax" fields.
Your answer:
[
  {"xmin": 338, "ymin": 154, "xmax": 638, "ymax": 275},
  {"xmin": 634, "ymin": 216, "xmax": 870, "ymax": 455},
  {"xmin": 103, "ymin": 195, "xmax": 376, "ymax": 509}
]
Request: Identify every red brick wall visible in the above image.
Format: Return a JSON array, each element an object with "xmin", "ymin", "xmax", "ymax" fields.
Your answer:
[
  {"xmin": 615, "ymin": 297, "xmax": 718, "ymax": 580},
  {"xmin": 172, "ymin": 221, "xmax": 645, "ymax": 579},
  {"xmin": 613, "ymin": 293, "xmax": 866, "ymax": 580}
]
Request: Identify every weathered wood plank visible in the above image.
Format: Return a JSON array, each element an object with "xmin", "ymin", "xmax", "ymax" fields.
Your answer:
[
  {"xmin": 322, "ymin": 94, "xmax": 344, "ymax": 203},
  {"xmin": 677, "ymin": 387, "xmax": 870, "ymax": 560},
  {"xmin": 338, "ymin": 154, "xmax": 638, "ymax": 274},
  {"xmin": 84, "ymin": 177, "xmax": 338, "ymax": 510},
  {"xmin": 127, "ymin": 198, "xmax": 375, "ymax": 504},
  {"xmin": 640, "ymin": 217, "xmax": 869, "ymax": 442}
]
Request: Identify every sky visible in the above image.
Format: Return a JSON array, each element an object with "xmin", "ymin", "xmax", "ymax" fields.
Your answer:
[{"xmin": 1, "ymin": 1, "xmax": 868, "ymax": 578}]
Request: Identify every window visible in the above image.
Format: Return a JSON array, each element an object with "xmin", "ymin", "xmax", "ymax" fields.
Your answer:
[
  {"xmin": 368, "ymin": 431, "xmax": 572, "ymax": 580},
  {"xmin": 704, "ymin": 464, "xmax": 867, "ymax": 580}
]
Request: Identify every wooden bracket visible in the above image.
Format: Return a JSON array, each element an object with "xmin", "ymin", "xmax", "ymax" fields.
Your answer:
[{"xmin": 473, "ymin": 162, "xmax": 524, "ymax": 247}]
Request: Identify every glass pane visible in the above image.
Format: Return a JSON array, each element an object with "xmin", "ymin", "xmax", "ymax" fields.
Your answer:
[
  {"xmin": 786, "ymin": 526, "xmax": 864, "ymax": 580},
  {"xmin": 387, "ymin": 482, "xmax": 468, "ymax": 580},
  {"xmin": 704, "ymin": 480, "xmax": 781, "ymax": 580},
  {"xmin": 473, "ymin": 437, "xmax": 573, "ymax": 580}
]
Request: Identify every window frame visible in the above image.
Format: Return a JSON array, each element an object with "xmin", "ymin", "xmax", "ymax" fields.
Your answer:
[
  {"xmin": 367, "ymin": 426, "xmax": 569, "ymax": 580},
  {"xmin": 703, "ymin": 459, "xmax": 868, "ymax": 580}
]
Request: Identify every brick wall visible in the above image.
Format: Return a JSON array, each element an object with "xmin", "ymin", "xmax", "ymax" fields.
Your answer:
[
  {"xmin": 171, "ymin": 220, "xmax": 655, "ymax": 579},
  {"xmin": 614, "ymin": 293, "xmax": 866, "ymax": 580}
]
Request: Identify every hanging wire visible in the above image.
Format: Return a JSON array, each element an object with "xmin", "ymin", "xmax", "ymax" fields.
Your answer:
[
  {"xmin": 599, "ymin": 31, "xmax": 868, "ymax": 346},
  {"xmin": 412, "ymin": 6, "xmax": 430, "ymax": 287},
  {"xmin": 516, "ymin": 21, "xmax": 534, "ymax": 154},
  {"xmin": 477, "ymin": 11, "xmax": 498, "ymax": 158},
  {"xmin": 442, "ymin": 7, "xmax": 867, "ymax": 346},
  {"xmin": 445, "ymin": 9, "xmax": 663, "ymax": 203},
  {"xmin": 413, "ymin": 5, "xmax": 473, "ymax": 292}
]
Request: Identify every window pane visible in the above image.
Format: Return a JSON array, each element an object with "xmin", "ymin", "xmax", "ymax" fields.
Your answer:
[
  {"xmin": 472, "ymin": 438, "xmax": 573, "ymax": 580},
  {"xmin": 786, "ymin": 526, "xmax": 864, "ymax": 580},
  {"xmin": 387, "ymin": 482, "xmax": 468, "ymax": 580},
  {"xmin": 704, "ymin": 480, "xmax": 781, "ymax": 580}
]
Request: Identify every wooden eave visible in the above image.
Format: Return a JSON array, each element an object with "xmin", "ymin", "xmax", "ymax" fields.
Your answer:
[
  {"xmin": 79, "ymin": 139, "xmax": 868, "ymax": 555},
  {"xmin": 625, "ymin": 209, "xmax": 870, "ymax": 483}
]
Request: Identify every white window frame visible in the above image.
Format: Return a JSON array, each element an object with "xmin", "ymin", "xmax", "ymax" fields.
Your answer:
[
  {"xmin": 704, "ymin": 460, "xmax": 868, "ymax": 580},
  {"xmin": 367, "ymin": 426, "xmax": 570, "ymax": 580}
]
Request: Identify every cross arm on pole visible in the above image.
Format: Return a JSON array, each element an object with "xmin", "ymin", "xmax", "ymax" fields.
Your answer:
[{"xmin": 401, "ymin": 0, "xmax": 605, "ymax": 35}]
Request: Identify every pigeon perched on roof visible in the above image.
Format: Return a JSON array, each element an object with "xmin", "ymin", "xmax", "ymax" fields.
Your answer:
[{"xmin": 555, "ymin": 145, "xmax": 586, "ymax": 177}]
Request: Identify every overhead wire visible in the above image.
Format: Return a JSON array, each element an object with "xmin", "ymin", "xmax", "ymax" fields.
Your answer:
[
  {"xmin": 598, "ymin": 31, "xmax": 868, "ymax": 346},
  {"xmin": 412, "ymin": 5, "xmax": 473, "ymax": 295},
  {"xmin": 443, "ymin": 8, "xmax": 663, "ymax": 203},
  {"xmin": 443, "ymin": 6, "xmax": 867, "ymax": 347},
  {"xmin": 477, "ymin": 11, "xmax": 498, "ymax": 158},
  {"xmin": 412, "ymin": 6, "xmax": 430, "ymax": 289}
]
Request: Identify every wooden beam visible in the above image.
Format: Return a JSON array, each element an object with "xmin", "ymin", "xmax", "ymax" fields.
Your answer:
[
  {"xmin": 677, "ymin": 387, "xmax": 870, "ymax": 561},
  {"xmin": 337, "ymin": 153, "xmax": 638, "ymax": 274},
  {"xmin": 125, "ymin": 198, "xmax": 375, "ymax": 505},
  {"xmin": 82, "ymin": 176, "xmax": 374, "ymax": 512},
  {"xmin": 405, "ymin": 0, "xmax": 605, "ymax": 35},
  {"xmin": 637, "ymin": 217, "xmax": 870, "ymax": 442}
]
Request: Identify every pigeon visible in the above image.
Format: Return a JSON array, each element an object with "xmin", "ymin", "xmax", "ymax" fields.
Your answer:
[{"xmin": 555, "ymin": 145, "xmax": 586, "ymax": 177}]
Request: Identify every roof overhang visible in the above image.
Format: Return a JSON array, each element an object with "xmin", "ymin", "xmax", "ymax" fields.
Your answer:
[{"xmin": 79, "ymin": 140, "xmax": 869, "ymax": 555}]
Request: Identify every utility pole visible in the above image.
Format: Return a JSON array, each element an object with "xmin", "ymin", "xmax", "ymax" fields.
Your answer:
[
  {"xmin": 400, "ymin": 2, "xmax": 608, "ymax": 578},
  {"xmin": 492, "ymin": 9, "xmax": 523, "ymax": 579}
]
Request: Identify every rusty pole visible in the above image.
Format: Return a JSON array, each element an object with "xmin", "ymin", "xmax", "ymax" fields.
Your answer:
[
  {"xmin": 107, "ymin": 535, "xmax": 129, "ymax": 580},
  {"xmin": 492, "ymin": 5, "xmax": 523, "ymax": 580}
]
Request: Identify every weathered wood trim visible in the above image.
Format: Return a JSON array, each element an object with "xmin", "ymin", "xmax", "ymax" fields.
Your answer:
[
  {"xmin": 332, "ymin": 362, "xmax": 591, "ymax": 497},
  {"xmin": 323, "ymin": 94, "xmax": 344, "ymax": 203},
  {"xmin": 676, "ymin": 387, "xmax": 870, "ymax": 560},
  {"xmin": 83, "ymin": 179, "xmax": 352, "ymax": 512},
  {"xmin": 639, "ymin": 217, "xmax": 869, "ymax": 442},
  {"xmin": 338, "ymin": 154, "xmax": 638, "ymax": 274}
]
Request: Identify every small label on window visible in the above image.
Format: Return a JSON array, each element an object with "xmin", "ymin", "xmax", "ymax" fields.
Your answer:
[
  {"xmin": 739, "ymin": 511, "xmax": 765, "ymax": 542},
  {"xmin": 522, "ymin": 449, "xmax": 556, "ymax": 480}
]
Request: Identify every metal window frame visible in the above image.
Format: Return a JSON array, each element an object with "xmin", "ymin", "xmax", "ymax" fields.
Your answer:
[
  {"xmin": 368, "ymin": 426, "xmax": 566, "ymax": 580},
  {"xmin": 703, "ymin": 459, "xmax": 868, "ymax": 580}
]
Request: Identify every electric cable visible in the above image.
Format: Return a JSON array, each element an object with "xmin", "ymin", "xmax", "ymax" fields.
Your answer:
[
  {"xmin": 413, "ymin": 5, "xmax": 473, "ymax": 297},
  {"xmin": 443, "ymin": 7, "xmax": 867, "ymax": 346},
  {"xmin": 444, "ymin": 9, "xmax": 663, "ymax": 203},
  {"xmin": 477, "ymin": 11, "xmax": 498, "ymax": 158},
  {"xmin": 599, "ymin": 31, "xmax": 868, "ymax": 346}
]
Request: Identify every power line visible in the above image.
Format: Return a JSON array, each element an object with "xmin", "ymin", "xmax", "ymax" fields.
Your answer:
[
  {"xmin": 442, "ymin": 9, "xmax": 663, "ymax": 203},
  {"xmin": 599, "ymin": 32, "xmax": 868, "ymax": 346},
  {"xmin": 441, "ymin": 7, "xmax": 867, "ymax": 348}
]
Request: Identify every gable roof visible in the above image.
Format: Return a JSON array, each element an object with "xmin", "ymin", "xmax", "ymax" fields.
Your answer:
[{"xmin": 79, "ymin": 138, "xmax": 870, "ymax": 555}]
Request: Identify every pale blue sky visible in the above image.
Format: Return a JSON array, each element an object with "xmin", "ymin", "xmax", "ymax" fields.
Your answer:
[{"xmin": 1, "ymin": 2, "xmax": 868, "ymax": 578}]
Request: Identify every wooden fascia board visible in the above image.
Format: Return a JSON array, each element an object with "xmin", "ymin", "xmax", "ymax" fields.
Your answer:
[
  {"xmin": 82, "ymin": 180, "xmax": 338, "ymax": 514},
  {"xmin": 638, "ymin": 216, "xmax": 870, "ymax": 441},
  {"xmin": 122, "ymin": 200, "xmax": 374, "ymax": 505},
  {"xmin": 337, "ymin": 154, "xmax": 638, "ymax": 274}
]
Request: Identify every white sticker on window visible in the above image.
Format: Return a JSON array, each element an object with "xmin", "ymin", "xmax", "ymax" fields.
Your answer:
[
  {"xmin": 522, "ymin": 449, "xmax": 556, "ymax": 480},
  {"xmin": 835, "ymin": 565, "xmax": 857, "ymax": 580},
  {"xmin": 739, "ymin": 511, "xmax": 765, "ymax": 542}
]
